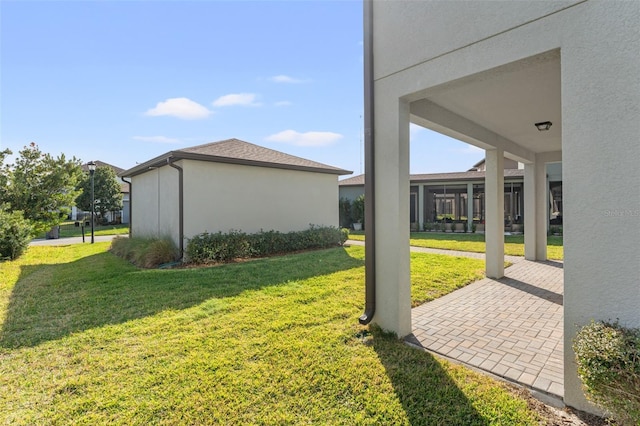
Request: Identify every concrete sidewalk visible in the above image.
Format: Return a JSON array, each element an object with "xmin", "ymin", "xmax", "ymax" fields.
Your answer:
[{"xmin": 30, "ymin": 234, "xmax": 123, "ymax": 246}]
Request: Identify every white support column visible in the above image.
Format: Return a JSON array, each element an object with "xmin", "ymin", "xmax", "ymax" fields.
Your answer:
[
  {"xmin": 524, "ymin": 162, "xmax": 537, "ymax": 260},
  {"xmin": 535, "ymin": 159, "xmax": 548, "ymax": 260},
  {"xmin": 373, "ymin": 94, "xmax": 412, "ymax": 337},
  {"xmin": 485, "ymin": 149, "xmax": 504, "ymax": 278},
  {"xmin": 524, "ymin": 156, "xmax": 549, "ymax": 261},
  {"xmin": 418, "ymin": 184, "xmax": 425, "ymax": 231},
  {"xmin": 466, "ymin": 182, "xmax": 474, "ymax": 231}
]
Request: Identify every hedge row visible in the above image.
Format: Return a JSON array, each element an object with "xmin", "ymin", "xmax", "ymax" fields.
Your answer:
[
  {"xmin": 573, "ymin": 320, "xmax": 640, "ymax": 425},
  {"xmin": 186, "ymin": 225, "xmax": 349, "ymax": 264}
]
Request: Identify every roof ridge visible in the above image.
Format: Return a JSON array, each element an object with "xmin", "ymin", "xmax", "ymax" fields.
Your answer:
[{"xmin": 120, "ymin": 138, "xmax": 352, "ymax": 177}]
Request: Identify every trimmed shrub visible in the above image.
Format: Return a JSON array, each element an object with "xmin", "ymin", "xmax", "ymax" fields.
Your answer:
[
  {"xmin": 110, "ymin": 236, "xmax": 180, "ymax": 268},
  {"xmin": 0, "ymin": 208, "xmax": 33, "ymax": 261},
  {"xmin": 573, "ymin": 320, "xmax": 640, "ymax": 425},
  {"xmin": 340, "ymin": 227, "xmax": 349, "ymax": 244},
  {"xmin": 186, "ymin": 225, "xmax": 346, "ymax": 264}
]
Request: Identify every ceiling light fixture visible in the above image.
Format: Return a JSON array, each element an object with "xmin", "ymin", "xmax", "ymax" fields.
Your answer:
[{"xmin": 535, "ymin": 121, "xmax": 552, "ymax": 131}]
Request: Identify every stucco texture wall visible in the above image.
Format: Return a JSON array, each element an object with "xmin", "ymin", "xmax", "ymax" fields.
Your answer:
[
  {"xmin": 371, "ymin": 0, "xmax": 639, "ymax": 413},
  {"xmin": 339, "ymin": 186, "xmax": 364, "ymax": 202},
  {"xmin": 131, "ymin": 166, "xmax": 180, "ymax": 246},
  {"xmin": 182, "ymin": 160, "xmax": 339, "ymax": 238},
  {"xmin": 372, "ymin": 0, "xmax": 581, "ymax": 81}
]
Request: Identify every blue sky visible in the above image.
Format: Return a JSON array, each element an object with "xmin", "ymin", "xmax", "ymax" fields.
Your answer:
[{"xmin": 1, "ymin": 0, "xmax": 484, "ymax": 177}]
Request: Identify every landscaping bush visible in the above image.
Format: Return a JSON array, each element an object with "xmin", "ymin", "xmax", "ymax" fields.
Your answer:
[
  {"xmin": 110, "ymin": 236, "xmax": 180, "ymax": 268},
  {"xmin": 0, "ymin": 207, "xmax": 33, "ymax": 261},
  {"xmin": 573, "ymin": 320, "xmax": 640, "ymax": 425},
  {"xmin": 340, "ymin": 227, "xmax": 349, "ymax": 244},
  {"xmin": 186, "ymin": 225, "xmax": 346, "ymax": 264},
  {"xmin": 352, "ymin": 194, "xmax": 365, "ymax": 228}
]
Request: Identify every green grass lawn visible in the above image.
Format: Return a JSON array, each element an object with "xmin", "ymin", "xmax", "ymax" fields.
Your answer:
[
  {"xmin": 349, "ymin": 231, "xmax": 564, "ymax": 260},
  {"xmin": 0, "ymin": 243, "xmax": 544, "ymax": 424}
]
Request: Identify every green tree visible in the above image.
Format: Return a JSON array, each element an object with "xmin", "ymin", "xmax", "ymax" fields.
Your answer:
[
  {"xmin": 0, "ymin": 149, "xmax": 11, "ymax": 202},
  {"xmin": 352, "ymin": 194, "xmax": 365, "ymax": 226},
  {"xmin": 1, "ymin": 143, "xmax": 82, "ymax": 234},
  {"xmin": 338, "ymin": 197, "xmax": 352, "ymax": 228},
  {"xmin": 75, "ymin": 165, "xmax": 123, "ymax": 220}
]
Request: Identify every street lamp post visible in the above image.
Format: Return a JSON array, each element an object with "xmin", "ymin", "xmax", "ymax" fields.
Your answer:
[{"xmin": 88, "ymin": 161, "xmax": 96, "ymax": 244}]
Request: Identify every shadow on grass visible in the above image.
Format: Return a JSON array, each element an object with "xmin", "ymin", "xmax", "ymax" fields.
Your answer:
[
  {"xmin": 1, "ymin": 247, "xmax": 363, "ymax": 349},
  {"xmin": 370, "ymin": 327, "xmax": 489, "ymax": 425}
]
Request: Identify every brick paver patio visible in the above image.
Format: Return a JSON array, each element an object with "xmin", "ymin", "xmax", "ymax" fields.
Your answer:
[
  {"xmin": 409, "ymin": 257, "xmax": 564, "ymax": 397},
  {"xmin": 346, "ymin": 239, "xmax": 565, "ymax": 397}
]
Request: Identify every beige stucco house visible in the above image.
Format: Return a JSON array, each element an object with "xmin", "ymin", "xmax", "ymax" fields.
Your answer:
[
  {"xmin": 363, "ymin": 0, "xmax": 639, "ymax": 412},
  {"xmin": 120, "ymin": 139, "xmax": 351, "ymax": 253},
  {"xmin": 339, "ymin": 159, "xmax": 563, "ymax": 231}
]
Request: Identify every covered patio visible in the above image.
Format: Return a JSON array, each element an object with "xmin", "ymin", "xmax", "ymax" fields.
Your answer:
[{"xmin": 362, "ymin": 1, "xmax": 639, "ymax": 413}]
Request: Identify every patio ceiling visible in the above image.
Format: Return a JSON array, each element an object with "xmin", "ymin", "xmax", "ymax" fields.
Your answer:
[{"xmin": 411, "ymin": 50, "xmax": 561, "ymax": 159}]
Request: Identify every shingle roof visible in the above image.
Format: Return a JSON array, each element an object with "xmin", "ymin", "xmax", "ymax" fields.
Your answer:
[
  {"xmin": 120, "ymin": 139, "xmax": 352, "ymax": 177},
  {"xmin": 338, "ymin": 174, "xmax": 365, "ymax": 186},
  {"xmin": 339, "ymin": 169, "xmax": 524, "ymax": 186}
]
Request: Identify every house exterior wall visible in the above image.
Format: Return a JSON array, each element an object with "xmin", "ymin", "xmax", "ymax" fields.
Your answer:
[
  {"xmin": 373, "ymin": 1, "xmax": 581, "ymax": 81},
  {"xmin": 341, "ymin": 176, "xmax": 527, "ymax": 227},
  {"xmin": 121, "ymin": 194, "xmax": 130, "ymax": 224},
  {"xmin": 181, "ymin": 159, "xmax": 339, "ymax": 239},
  {"xmin": 559, "ymin": 1, "xmax": 640, "ymax": 411},
  {"xmin": 131, "ymin": 165, "xmax": 180, "ymax": 246},
  {"xmin": 372, "ymin": 0, "xmax": 639, "ymax": 412},
  {"xmin": 339, "ymin": 185, "xmax": 365, "ymax": 202}
]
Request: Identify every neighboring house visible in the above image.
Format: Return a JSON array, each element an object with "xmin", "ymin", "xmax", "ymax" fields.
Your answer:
[
  {"xmin": 119, "ymin": 138, "xmax": 352, "ymax": 253},
  {"xmin": 363, "ymin": 0, "xmax": 638, "ymax": 413},
  {"xmin": 73, "ymin": 161, "xmax": 130, "ymax": 224},
  {"xmin": 339, "ymin": 159, "xmax": 563, "ymax": 230}
]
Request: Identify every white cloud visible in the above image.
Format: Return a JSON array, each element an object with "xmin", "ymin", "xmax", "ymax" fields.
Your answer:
[
  {"xmin": 266, "ymin": 130, "xmax": 343, "ymax": 147},
  {"xmin": 212, "ymin": 93, "xmax": 261, "ymax": 107},
  {"xmin": 132, "ymin": 136, "xmax": 180, "ymax": 144},
  {"xmin": 269, "ymin": 75, "xmax": 306, "ymax": 84},
  {"xmin": 144, "ymin": 97, "xmax": 211, "ymax": 120},
  {"xmin": 274, "ymin": 101, "xmax": 292, "ymax": 107}
]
